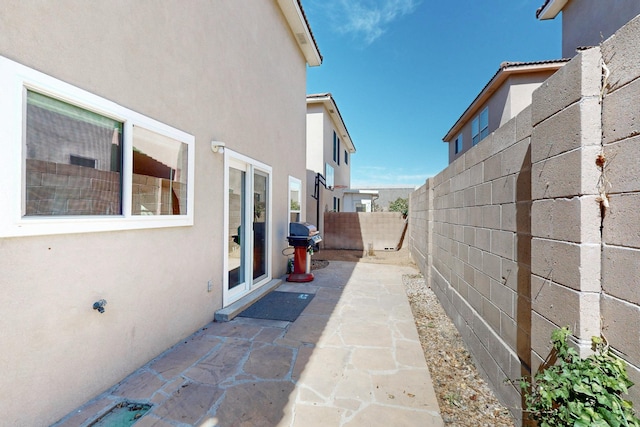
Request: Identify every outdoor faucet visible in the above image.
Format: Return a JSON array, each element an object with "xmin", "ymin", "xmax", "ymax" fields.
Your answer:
[{"xmin": 93, "ymin": 299, "xmax": 107, "ymax": 314}]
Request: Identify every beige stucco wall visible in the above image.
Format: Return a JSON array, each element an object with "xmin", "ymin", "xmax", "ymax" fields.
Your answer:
[
  {"xmin": 323, "ymin": 212, "xmax": 407, "ymax": 251},
  {"xmin": 562, "ymin": 0, "xmax": 640, "ymax": 58},
  {"xmin": 447, "ymin": 71, "xmax": 559, "ymax": 164},
  {"xmin": 0, "ymin": 2, "xmax": 309, "ymax": 425},
  {"xmin": 411, "ymin": 15, "xmax": 640, "ymax": 422}
]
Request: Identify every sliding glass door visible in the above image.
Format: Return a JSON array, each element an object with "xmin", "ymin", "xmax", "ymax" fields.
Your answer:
[{"xmin": 224, "ymin": 153, "xmax": 271, "ymax": 306}]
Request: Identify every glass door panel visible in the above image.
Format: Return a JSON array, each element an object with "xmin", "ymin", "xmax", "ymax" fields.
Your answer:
[
  {"xmin": 252, "ymin": 171, "xmax": 268, "ymax": 281},
  {"xmin": 228, "ymin": 167, "xmax": 245, "ymax": 290}
]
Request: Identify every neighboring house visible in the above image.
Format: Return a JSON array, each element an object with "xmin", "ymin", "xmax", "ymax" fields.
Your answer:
[
  {"xmin": 341, "ymin": 186, "xmax": 417, "ymax": 212},
  {"xmin": 0, "ymin": 2, "xmax": 321, "ymax": 425},
  {"xmin": 443, "ymin": 60, "xmax": 568, "ymax": 163},
  {"xmin": 306, "ymin": 93, "xmax": 356, "ymax": 234},
  {"xmin": 537, "ymin": 0, "xmax": 640, "ymax": 58},
  {"xmin": 342, "ymin": 189, "xmax": 379, "ymax": 212}
]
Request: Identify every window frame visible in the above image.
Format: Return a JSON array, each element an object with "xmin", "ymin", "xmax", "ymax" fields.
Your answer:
[
  {"xmin": 0, "ymin": 55, "xmax": 195, "ymax": 237},
  {"xmin": 454, "ymin": 133, "xmax": 463, "ymax": 154},
  {"xmin": 288, "ymin": 176, "xmax": 302, "ymax": 225},
  {"xmin": 332, "ymin": 131, "xmax": 340, "ymax": 165},
  {"xmin": 472, "ymin": 107, "xmax": 489, "ymax": 146}
]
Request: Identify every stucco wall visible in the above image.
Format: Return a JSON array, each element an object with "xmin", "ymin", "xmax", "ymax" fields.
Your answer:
[
  {"xmin": 0, "ymin": 2, "xmax": 309, "ymax": 425},
  {"xmin": 562, "ymin": 0, "xmax": 640, "ymax": 58},
  {"xmin": 323, "ymin": 212, "xmax": 407, "ymax": 251},
  {"xmin": 409, "ymin": 14, "xmax": 640, "ymax": 421}
]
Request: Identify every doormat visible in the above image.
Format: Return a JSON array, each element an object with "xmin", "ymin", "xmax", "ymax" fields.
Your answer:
[{"xmin": 238, "ymin": 291, "xmax": 314, "ymax": 322}]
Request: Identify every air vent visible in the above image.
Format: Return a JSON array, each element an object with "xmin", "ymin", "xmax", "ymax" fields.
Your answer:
[{"xmin": 295, "ymin": 33, "xmax": 308, "ymax": 45}]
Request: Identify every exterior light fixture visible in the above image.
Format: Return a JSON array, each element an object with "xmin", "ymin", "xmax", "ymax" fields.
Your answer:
[{"xmin": 211, "ymin": 141, "xmax": 225, "ymax": 153}]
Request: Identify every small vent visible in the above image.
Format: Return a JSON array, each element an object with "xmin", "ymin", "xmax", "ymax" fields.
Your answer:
[
  {"xmin": 295, "ymin": 33, "xmax": 308, "ymax": 45},
  {"xmin": 70, "ymin": 154, "xmax": 97, "ymax": 169}
]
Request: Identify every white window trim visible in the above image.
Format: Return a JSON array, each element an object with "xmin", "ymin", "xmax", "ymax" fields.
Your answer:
[
  {"xmin": 0, "ymin": 55, "xmax": 195, "ymax": 237},
  {"xmin": 222, "ymin": 148, "xmax": 273, "ymax": 307}
]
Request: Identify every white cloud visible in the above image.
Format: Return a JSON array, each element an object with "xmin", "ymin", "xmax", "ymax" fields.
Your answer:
[{"xmin": 323, "ymin": 0, "xmax": 422, "ymax": 45}]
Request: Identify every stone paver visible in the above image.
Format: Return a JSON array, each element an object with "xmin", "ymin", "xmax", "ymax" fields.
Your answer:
[{"xmin": 52, "ymin": 261, "xmax": 444, "ymax": 427}]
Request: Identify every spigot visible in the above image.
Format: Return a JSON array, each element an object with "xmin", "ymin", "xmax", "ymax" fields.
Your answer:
[{"xmin": 93, "ymin": 299, "xmax": 107, "ymax": 314}]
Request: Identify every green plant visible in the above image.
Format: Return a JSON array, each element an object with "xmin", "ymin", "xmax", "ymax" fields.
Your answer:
[
  {"xmin": 389, "ymin": 197, "xmax": 409, "ymax": 217},
  {"xmin": 520, "ymin": 327, "xmax": 640, "ymax": 427}
]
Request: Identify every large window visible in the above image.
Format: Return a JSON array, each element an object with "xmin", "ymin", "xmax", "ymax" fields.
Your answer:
[
  {"xmin": 472, "ymin": 107, "xmax": 489, "ymax": 146},
  {"xmin": 25, "ymin": 91, "xmax": 124, "ymax": 216},
  {"xmin": 0, "ymin": 55, "xmax": 194, "ymax": 237}
]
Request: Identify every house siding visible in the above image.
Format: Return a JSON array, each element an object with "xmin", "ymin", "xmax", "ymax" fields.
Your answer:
[{"xmin": 0, "ymin": 2, "xmax": 309, "ymax": 425}]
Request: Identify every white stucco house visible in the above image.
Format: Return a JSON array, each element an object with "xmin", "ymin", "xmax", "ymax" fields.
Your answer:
[
  {"xmin": 305, "ymin": 93, "xmax": 356, "ymax": 233},
  {"xmin": 0, "ymin": 2, "xmax": 321, "ymax": 425}
]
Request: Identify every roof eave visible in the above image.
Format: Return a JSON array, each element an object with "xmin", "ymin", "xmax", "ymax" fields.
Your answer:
[
  {"xmin": 277, "ymin": 0, "xmax": 322, "ymax": 66},
  {"xmin": 536, "ymin": 0, "xmax": 569, "ymax": 20},
  {"xmin": 307, "ymin": 93, "xmax": 356, "ymax": 153}
]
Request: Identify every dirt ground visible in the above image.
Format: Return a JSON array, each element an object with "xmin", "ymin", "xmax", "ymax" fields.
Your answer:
[
  {"xmin": 313, "ymin": 247, "xmax": 416, "ymax": 266},
  {"xmin": 313, "ymin": 247, "xmax": 516, "ymax": 426}
]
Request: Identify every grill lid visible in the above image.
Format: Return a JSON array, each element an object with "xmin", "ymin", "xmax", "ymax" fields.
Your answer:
[{"xmin": 289, "ymin": 222, "xmax": 318, "ymax": 237}]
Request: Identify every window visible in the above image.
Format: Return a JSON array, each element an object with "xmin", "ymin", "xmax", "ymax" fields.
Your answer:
[
  {"xmin": 332, "ymin": 131, "xmax": 340, "ymax": 165},
  {"xmin": 333, "ymin": 196, "xmax": 340, "ymax": 212},
  {"xmin": 472, "ymin": 107, "xmax": 489, "ymax": 146},
  {"xmin": 288, "ymin": 176, "xmax": 301, "ymax": 224},
  {"xmin": 132, "ymin": 126, "xmax": 188, "ymax": 215},
  {"xmin": 0, "ymin": 55, "xmax": 194, "ymax": 237},
  {"xmin": 344, "ymin": 150, "xmax": 348, "ymax": 165},
  {"xmin": 454, "ymin": 134, "xmax": 463, "ymax": 154},
  {"xmin": 325, "ymin": 163, "xmax": 334, "ymax": 189},
  {"xmin": 25, "ymin": 90, "xmax": 123, "ymax": 216}
]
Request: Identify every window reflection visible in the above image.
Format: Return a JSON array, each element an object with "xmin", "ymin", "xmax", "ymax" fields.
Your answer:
[
  {"xmin": 132, "ymin": 126, "xmax": 188, "ymax": 215},
  {"xmin": 24, "ymin": 90, "xmax": 123, "ymax": 216}
]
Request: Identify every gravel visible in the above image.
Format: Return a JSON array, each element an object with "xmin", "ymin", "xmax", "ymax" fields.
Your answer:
[{"xmin": 403, "ymin": 273, "xmax": 515, "ymax": 427}]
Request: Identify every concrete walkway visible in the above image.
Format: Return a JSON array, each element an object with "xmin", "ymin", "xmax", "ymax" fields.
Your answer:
[{"xmin": 53, "ymin": 261, "xmax": 444, "ymax": 427}]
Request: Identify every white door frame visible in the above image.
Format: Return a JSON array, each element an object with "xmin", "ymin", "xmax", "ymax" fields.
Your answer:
[{"xmin": 222, "ymin": 148, "xmax": 273, "ymax": 307}]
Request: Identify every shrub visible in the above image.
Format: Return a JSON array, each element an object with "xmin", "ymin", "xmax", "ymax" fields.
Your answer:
[{"xmin": 521, "ymin": 327, "xmax": 640, "ymax": 427}]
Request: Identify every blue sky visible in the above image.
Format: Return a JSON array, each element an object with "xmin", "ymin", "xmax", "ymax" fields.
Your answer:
[{"xmin": 303, "ymin": 0, "xmax": 562, "ymax": 188}]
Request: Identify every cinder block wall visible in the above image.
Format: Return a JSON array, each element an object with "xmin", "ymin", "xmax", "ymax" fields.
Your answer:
[
  {"xmin": 409, "ymin": 15, "xmax": 640, "ymax": 420},
  {"xmin": 413, "ymin": 105, "xmax": 533, "ymax": 417},
  {"xmin": 529, "ymin": 47, "xmax": 603, "ymax": 373},
  {"xmin": 599, "ymin": 15, "xmax": 640, "ymax": 404},
  {"xmin": 408, "ymin": 181, "xmax": 432, "ymax": 281},
  {"xmin": 323, "ymin": 212, "xmax": 407, "ymax": 251}
]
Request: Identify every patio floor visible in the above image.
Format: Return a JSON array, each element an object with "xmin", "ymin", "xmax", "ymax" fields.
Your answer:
[{"xmin": 52, "ymin": 261, "xmax": 444, "ymax": 427}]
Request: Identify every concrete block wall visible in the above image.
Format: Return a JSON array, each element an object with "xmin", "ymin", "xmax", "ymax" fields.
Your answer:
[
  {"xmin": 323, "ymin": 212, "xmax": 407, "ymax": 251},
  {"xmin": 408, "ymin": 180, "xmax": 432, "ymax": 281},
  {"xmin": 409, "ymin": 15, "xmax": 640, "ymax": 420},
  {"xmin": 424, "ymin": 106, "xmax": 533, "ymax": 417},
  {"xmin": 599, "ymin": 14, "xmax": 640, "ymax": 404}
]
